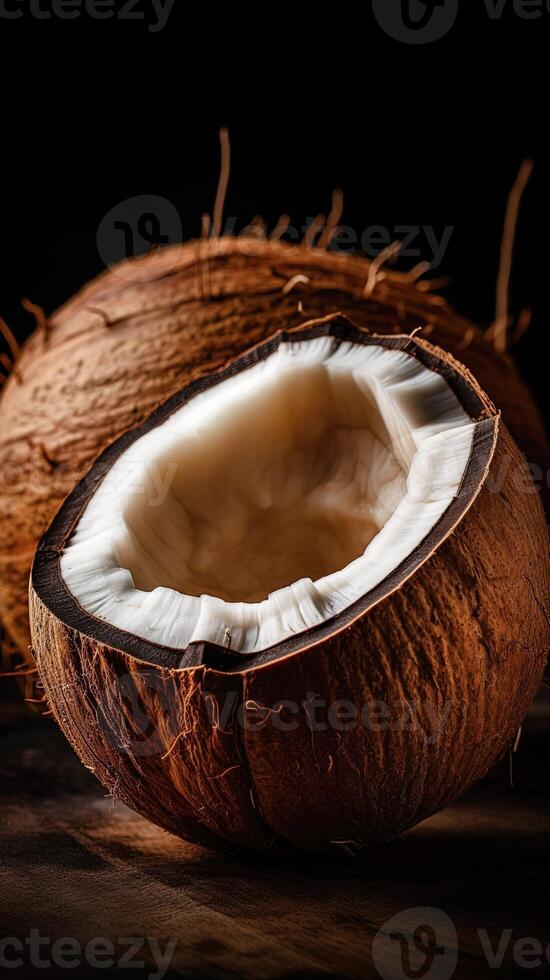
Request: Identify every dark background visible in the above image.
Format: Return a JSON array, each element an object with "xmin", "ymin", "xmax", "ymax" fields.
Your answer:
[
  {"xmin": 0, "ymin": 6, "xmax": 548, "ymax": 431},
  {"xmin": 0, "ymin": 107, "xmax": 550, "ymax": 424}
]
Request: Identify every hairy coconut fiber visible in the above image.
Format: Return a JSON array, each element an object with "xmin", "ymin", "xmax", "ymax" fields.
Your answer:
[
  {"xmin": 2, "ymin": 239, "xmax": 549, "ymax": 678},
  {"xmin": 30, "ymin": 316, "xmax": 550, "ymax": 853}
]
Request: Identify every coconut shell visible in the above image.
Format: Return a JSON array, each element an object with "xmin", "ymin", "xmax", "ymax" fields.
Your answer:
[
  {"xmin": 2, "ymin": 238, "xmax": 549, "ymax": 675},
  {"xmin": 29, "ymin": 316, "xmax": 550, "ymax": 853}
]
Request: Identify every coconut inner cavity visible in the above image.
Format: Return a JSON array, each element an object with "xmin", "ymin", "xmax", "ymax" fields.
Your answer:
[
  {"xmin": 118, "ymin": 367, "xmax": 403, "ymax": 602},
  {"xmin": 61, "ymin": 336, "xmax": 475, "ymax": 653}
]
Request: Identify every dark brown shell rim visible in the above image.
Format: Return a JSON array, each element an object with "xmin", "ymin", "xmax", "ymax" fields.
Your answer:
[{"xmin": 31, "ymin": 314, "xmax": 498, "ymax": 673}]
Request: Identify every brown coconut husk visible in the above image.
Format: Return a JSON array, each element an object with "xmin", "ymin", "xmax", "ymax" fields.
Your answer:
[
  {"xmin": 29, "ymin": 315, "xmax": 550, "ymax": 853},
  {"xmin": 1, "ymin": 235, "xmax": 548, "ymax": 683}
]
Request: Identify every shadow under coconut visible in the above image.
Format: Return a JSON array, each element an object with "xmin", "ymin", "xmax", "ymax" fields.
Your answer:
[{"xmin": 1, "ymin": 688, "xmax": 549, "ymax": 979}]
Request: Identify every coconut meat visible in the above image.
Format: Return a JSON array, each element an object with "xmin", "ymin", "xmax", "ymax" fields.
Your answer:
[{"xmin": 61, "ymin": 336, "xmax": 475, "ymax": 654}]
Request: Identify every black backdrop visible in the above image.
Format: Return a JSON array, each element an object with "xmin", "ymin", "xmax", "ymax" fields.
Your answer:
[{"xmin": 0, "ymin": 4, "xmax": 548, "ymax": 430}]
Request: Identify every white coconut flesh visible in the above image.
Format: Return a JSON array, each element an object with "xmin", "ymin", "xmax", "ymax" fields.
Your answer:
[{"xmin": 61, "ymin": 336, "xmax": 476, "ymax": 654}]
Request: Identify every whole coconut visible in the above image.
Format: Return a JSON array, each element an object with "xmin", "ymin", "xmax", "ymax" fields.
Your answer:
[{"xmin": 1, "ymin": 238, "xmax": 548, "ymax": 674}]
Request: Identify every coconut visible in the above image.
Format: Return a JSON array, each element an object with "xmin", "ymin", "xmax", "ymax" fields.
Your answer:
[
  {"xmin": 29, "ymin": 314, "xmax": 550, "ymax": 853},
  {"xmin": 1, "ymin": 239, "xmax": 548, "ymax": 691}
]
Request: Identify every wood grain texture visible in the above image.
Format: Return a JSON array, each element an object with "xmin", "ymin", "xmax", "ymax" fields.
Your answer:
[{"xmin": 1, "ymin": 696, "xmax": 549, "ymax": 979}]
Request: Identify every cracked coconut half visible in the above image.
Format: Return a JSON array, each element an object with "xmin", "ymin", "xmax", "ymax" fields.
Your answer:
[{"xmin": 30, "ymin": 315, "xmax": 550, "ymax": 853}]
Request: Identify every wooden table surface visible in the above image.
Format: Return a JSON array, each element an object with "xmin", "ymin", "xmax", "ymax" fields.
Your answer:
[{"xmin": 1, "ymin": 687, "xmax": 549, "ymax": 980}]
